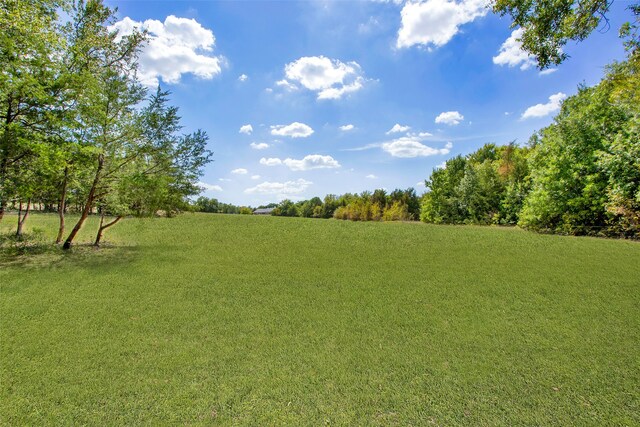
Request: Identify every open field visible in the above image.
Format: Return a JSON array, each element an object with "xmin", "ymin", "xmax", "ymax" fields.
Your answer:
[{"xmin": 1, "ymin": 213, "xmax": 639, "ymax": 425}]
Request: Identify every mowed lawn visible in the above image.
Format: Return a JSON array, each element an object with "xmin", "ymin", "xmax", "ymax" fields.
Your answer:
[{"xmin": 1, "ymin": 213, "xmax": 639, "ymax": 425}]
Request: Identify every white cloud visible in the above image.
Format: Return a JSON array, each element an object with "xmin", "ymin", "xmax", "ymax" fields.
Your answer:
[
  {"xmin": 245, "ymin": 178, "xmax": 313, "ymax": 195},
  {"xmin": 283, "ymin": 56, "xmax": 366, "ymax": 100},
  {"xmin": 261, "ymin": 155, "xmax": 341, "ymax": 171},
  {"xmin": 366, "ymin": 174, "xmax": 377, "ymax": 179},
  {"xmin": 198, "ymin": 181, "xmax": 223, "ymax": 192},
  {"xmin": 539, "ymin": 68, "xmax": 557, "ymax": 76},
  {"xmin": 521, "ymin": 92, "xmax": 566, "ymax": 119},
  {"xmin": 270, "ymin": 122, "xmax": 314, "ymax": 138},
  {"xmin": 492, "ymin": 28, "xmax": 536, "ymax": 70},
  {"xmin": 382, "ymin": 138, "xmax": 452, "ymax": 158},
  {"xmin": 275, "ymin": 79, "xmax": 299, "ymax": 91},
  {"xmin": 251, "ymin": 175, "xmax": 261, "ymax": 180},
  {"xmin": 387, "ymin": 123, "xmax": 411, "ymax": 134},
  {"xmin": 260, "ymin": 157, "xmax": 283, "ymax": 166},
  {"xmin": 416, "ymin": 181, "xmax": 426, "ymax": 187},
  {"xmin": 397, "ymin": 0, "xmax": 488, "ymax": 49},
  {"xmin": 239, "ymin": 124, "xmax": 253, "ymax": 135},
  {"xmin": 250, "ymin": 142, "xmax": 270, "ymax": 150},
  {"xmin": 110, "ymin": 16, "xmax": 223, "ymax": 86},
  {"xmin": 435, "ymin": 111, "xmax": 464, "ymax": 125},
  {"xmin": 340, "ymin": 124, "xmax": 355, "ymax": 131},
  {"xmin": 408, "ymin": 131, "xmax": 433, "ymax": 138},
  {"xmin": 231, "ymin": 168, "xmax": 248, "ymax": 175},
  {"xmin": 238, "ymin": 74, "xmax": 248, "ymax": 82},
  {"xmin": 218, "ymin": 178, "xmax": 232, "ymax": 182}
]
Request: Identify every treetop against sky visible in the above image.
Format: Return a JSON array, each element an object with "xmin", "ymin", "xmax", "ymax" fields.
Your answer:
[{"xmin": 105, "ymin": 0, "xmax": 631, "ymax": 206}]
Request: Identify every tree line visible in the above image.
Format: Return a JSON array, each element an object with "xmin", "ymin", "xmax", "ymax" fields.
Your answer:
[
  {"xmin": 1, "ymin": 0, "xmax": 212, "ymax": 248},
  {"xmin": 421, "ymin": 53, "xmax": 639, "ymax": 238}
]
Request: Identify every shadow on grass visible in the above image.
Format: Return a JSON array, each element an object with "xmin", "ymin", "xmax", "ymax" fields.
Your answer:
[{"xmin": 0, "ymin": 232, "xmax": 138, "ymax": 269}]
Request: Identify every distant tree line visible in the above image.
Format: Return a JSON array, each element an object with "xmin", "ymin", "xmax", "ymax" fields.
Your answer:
[
  {"xmin": 421, "ymin": 53, "xmax": 639, "ymax": 238},
  {"xmin": 192, "ymin": 197, "xmax": 253, "ymax": 215},
  {"xmin": 192, "ymin": 190, "xmax": 421, "ymax": 222},
  {"xmin": 269, "ymin": 188, "xmax": 421, "ymax": 221},
  {"xmin": 1, "ymin": 0, "xmax": 212, "ymax": 248}
]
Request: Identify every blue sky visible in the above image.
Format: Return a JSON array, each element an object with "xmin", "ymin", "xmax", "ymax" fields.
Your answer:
[{"xmin": 107, "ymin": 0, "xmax": 631, "ymax": 206}]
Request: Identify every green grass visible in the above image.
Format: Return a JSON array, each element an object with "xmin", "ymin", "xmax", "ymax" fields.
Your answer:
[{"xmin": 1, "ymin": 213, "xmax": 639, "ymax": 425}]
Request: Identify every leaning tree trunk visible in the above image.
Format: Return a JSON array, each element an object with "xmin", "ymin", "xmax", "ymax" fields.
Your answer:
[
  {"xmin": 56, "ymin": 166, "xmax": 69, "ymax": 244},
  {"xmin": 63, "ymin": 155, "xmax": 104, "ymax": 250},
  {"xmin": 93, "ymin": 213, "xmax": 123, "ymax": 247},
  {"xmin": 0, "ymin": 155, "xmax": 7, "ymax": 224},
  {"xmin": 16, "ymin": 199, "xmax": 31, "ymax": 238}
]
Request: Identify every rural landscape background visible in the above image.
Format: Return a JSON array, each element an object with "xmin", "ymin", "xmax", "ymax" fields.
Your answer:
[{"xmin": 1, "ymin": 0, "xmax": 639, "ymax": 424}]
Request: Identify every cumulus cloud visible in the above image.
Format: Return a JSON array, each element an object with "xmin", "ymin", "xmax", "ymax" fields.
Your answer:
[
  {"xmin": 250, "ymin": 142, "xmax": 270, "ymax": 150},
  {"xmin": 408, "ymin": 131, "xmax": 433, "ymax": 138},
  {"xmin": 238, "ymin": 74, "xmax": 248, "ymax": 82},
  {"xmin": 239, "ymin": 124, "xmax": 253, "ymax": 135},
  {"xmin": 260, "ymin": 158, "xmax": 282, "ymax": 166},
  {"xmin": 382, "ymin": 138, "xmax": 452, "ymax": 158},
  {"xmin": 275, "ymin": 79, "xmax": 299, "ymax": 91},
  {"xmin": 435, "ymin": 111, "xmax": 464, "ymax": 125},
  {"xmin": 270, "ymin": 122, "xmax": 314, "ymax": 138},
  {"xmin": 387, "ymin": 123, "xmax": 411, "ymax": 134},
  {"xmin": 198, "ymin": 181, "xmax": 223, "ymax": 192},
  {"xmin": 110, "ymin": 16, "xmax": 223, "ymax": 86},
  {"xmin": 521, "ymin": 92, "xmax": 566, "ymax": 119},
  {"xmin": 231, "ymin": 168, "xmax": 248, "ymax": 175},
  {"xmin": 397, "ymin": 0, "xmax": 488, "ymax": 49},
  {"xmin": 251, "ymin": 175, "xmax": 261, "ymax": 180},
  {"xmin": 492, "ymin": 28, "xmax": 536, "ymax": 70},
  {"xmin": 366, "ymin": 174, "xmax": 377, "ymax": 179},
  {"xmin": 245, "ymin": 179, "xmax": 313, "ymax": 195},
  {"xmin": 261, "ymin": 155, "xmax": 341, "ymax": 171},
  {"xmin": 282, "ymin": 56, "xmax": 367, "ymax": 100},
  {"xmin": 340, "ymin": 124, "xmax": 355, "ymax": 131},
  {"xmin": 539, "ymin": 68, "xmax": 557, "ymax": 76}
]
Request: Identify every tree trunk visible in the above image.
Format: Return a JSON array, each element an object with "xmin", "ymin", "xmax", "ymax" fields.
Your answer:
[
  {"xmin": 63, "ymin": 155, "xmax": 104, "ymax": 250},
  {"xmin": 0, "ymin": 156, "xmax": 7, "ymax": 224},
  {"xmin": 0, "ymin": 101, "xmax": 11, "ymax": 224},
  {"xmin": 94, "ymin": 214, "xmax": 123, "ymax": 247},
  {"xmin": 56, "ymin": 166, "xmax": 69, "ymax": 244},
  {"xmin": 16, "ymin": 198, "xmax": 31, "ymax": 238}
]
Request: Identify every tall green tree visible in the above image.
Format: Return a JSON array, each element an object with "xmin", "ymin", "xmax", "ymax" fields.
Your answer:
[
  {"xmin": 62, "ymin": 0, "xmax": 147, "ymax": 249},
  {"xmin": 0, "ymin": 0, "xmax": 67, "ymax": 223},
  {"xmin": 519, "ymin": 53, "xmax": 638, "ymax": 236}
]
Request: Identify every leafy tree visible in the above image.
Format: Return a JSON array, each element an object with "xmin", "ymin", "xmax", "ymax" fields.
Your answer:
[
  {"xmin": 272, "ymin": 199, "xmax": 298, "ymax": 217},
  {"xmin": 492, "ymin": 0, "xmax": 638, "ymax": 68},
  {"xmin": 518, "ymin": 51, "xmax": 639, "ymax": 237},
  {"xmin": 420, "ymin": 155, "xmax": 467, "ymax": 223},
  {"xmin": 0, "ymin": 0, "xmax": 68, "ymax": 223},
  {"xmin": 300, "ymin": 196, "xmax": 322, "ymax": 218},
  {"xmin": 61, "ymin": 0, "xmax": 147, "ymax": 249}
]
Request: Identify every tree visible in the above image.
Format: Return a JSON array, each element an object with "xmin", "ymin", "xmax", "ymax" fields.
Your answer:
[
  {"xmin": 300, "ymin": 197, "xmax": 322, "ymax": 218},
  {"xmin": 493, "ymin": 0, "xmax": 639, "ymax": 68},
  {"xmin": 61, "ymin": 0, "xmax": 147, "ymax": 249},
  {"xmin": 421, "ymin": 156, "xmax": 468, "ymax": 223},
  {"xmin": 519, "ymin": 54, "xmax": 638, "ymax": 236},
  {"xmin": 0, "ymin": 0, "xmax": 67, "ymax": 223},
  {"xmin": 273, "ymin": 199, "xmax": 298, "ymax": 217}
]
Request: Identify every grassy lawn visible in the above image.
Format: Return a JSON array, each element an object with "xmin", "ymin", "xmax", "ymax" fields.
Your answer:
[{"xmin": 1, "ymin": 213, "xmax": 639, "ymax": 425}]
